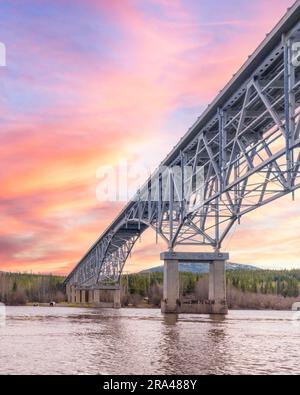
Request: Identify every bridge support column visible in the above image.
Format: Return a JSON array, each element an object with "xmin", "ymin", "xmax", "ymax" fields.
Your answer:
[
  {"xmin": 90, "ymin": 287, "xmax": 121, "ymax": 308},
  {"xmin": 113, "ymin": 288, "xmax": 121, "ymax": 309},
  {"xmin": 161, "ymin": 257, "xmax": 180, "ymax": 314},
  {"xmin": 66, "ymin": 284, "xmax": 71, "ymax": 303},
  {"xmin": 88, "ymin": 290, "xmax": 94, "ymax": 303},
  {"xmin": 75, "ymin": 288, "xmax": 81, "ymax": 304},
  {"xmin": 81, "ymin": 290, "xmax": 86, "ymax": 304},
  {"xmin": 160, "ymin": 251, "xmax": 229, "ymax": 315},
  {"xmin": 209, "ymin": 260, "xmax": 228, "ymax": 315},
  {"xmin": 70, "ymin": 286, "xmax": 76, "ymax": 304},
  {"xmin": 94, "ymin": 289, "xmax": 100, "ymax": 303}
]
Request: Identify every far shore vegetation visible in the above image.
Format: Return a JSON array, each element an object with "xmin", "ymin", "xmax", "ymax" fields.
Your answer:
[{"xmin": 0, "ymin": 269, "xmax": 300, "ymax": 310}]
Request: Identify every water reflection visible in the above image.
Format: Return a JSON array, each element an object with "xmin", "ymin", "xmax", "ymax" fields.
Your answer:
[
  {"xmin": 162, "ymin": 314, "xmax": 178, "ymax": 326},
  {"xmin": 209, "ymin": 314, "xmax": 226, "ymax": 323},
  {"xmin": 161, "ymin": 314, "xmax": 229, "ymax": 375},
  {"xmin": 159, "ymin": 314, "xmax": 181, "ymax": 374},
  {"xmin": 0, "ymin": 307, "xmax": 300, "ymax": 375}
]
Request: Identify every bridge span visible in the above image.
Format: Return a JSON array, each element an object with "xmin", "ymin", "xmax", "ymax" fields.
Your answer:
[{"xmin": 64, "ymin": 1, "xmax": 300, "ymax": 314}]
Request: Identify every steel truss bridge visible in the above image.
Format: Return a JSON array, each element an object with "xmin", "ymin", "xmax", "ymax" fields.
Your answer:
[{"xmin": 65, "ymin": 1, "xmax": 300, "ymax": 288}]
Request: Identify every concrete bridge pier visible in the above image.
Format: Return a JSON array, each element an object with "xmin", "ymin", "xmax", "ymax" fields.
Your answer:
[
  {"xmin": 93, "ymin": 289, "xmax": 100, "ymax": 304},
  {"xmin": 92, "ymin": 286, "xmax": 121, "ymax": 308},
  {"xmin": 161, "ymin": 256, "xmax": 180, "ymax": 314},
  {"xmin": 88, "ymin": 289, "xmax": 94, "ymax": 303},
  {"xmin": 75, "ymin": 288, "xmax": 81, "ymax": 304},
  {"xmin": 209, "ymin": 261, "xmax": 226, "ymax": 307},
  {"xmin": 160, "ymin": 251, "xmax": 229, "ymax": 315},
  {"xmin": 113, "ymin": 288, "xmax": 121, "ymax": 309},
  {"xmin": 66, "ymin": 286, "xmax": 120, "ymax": 308},
  {"xmin": 66, "ymin": 284, "xmax": 70, "ymax": 302},
  {"xmin": 71, "ymin": 286, "xmax": 76, "ymax": 303},
  {"xmin": 80, "ymin": 289, "xmax": 86, "ymax": 304}
]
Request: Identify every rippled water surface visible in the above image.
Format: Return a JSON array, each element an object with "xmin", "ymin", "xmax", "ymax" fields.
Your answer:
[{"xmin": 0, "ymin": 307, "xmax": 300, "ymax": 375}]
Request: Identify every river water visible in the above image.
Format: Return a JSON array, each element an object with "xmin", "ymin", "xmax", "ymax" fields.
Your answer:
[{"xmin": 0, "ymin": 306, "xmax": 299, "ymax": 375}]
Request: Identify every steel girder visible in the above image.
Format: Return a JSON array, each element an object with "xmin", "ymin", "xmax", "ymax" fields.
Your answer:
[{"xmin": 65, "ymin": 2, "xmax": 300, "ymax": 287}]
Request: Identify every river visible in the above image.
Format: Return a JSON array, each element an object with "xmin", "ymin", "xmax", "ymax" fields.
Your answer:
[{"xmin": 0, "ymin": 306, "xmax": 299, "ymax": 375}]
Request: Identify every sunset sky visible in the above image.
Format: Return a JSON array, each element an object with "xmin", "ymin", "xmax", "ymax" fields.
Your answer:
[{"xmin": 1, "ymin": 0, "xmax": 299, "ymax": 275}]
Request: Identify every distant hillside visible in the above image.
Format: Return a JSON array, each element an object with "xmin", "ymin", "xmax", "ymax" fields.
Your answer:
[{"xmin": 141, "ymin": 262, "xmax": 260, "ymax": 274}]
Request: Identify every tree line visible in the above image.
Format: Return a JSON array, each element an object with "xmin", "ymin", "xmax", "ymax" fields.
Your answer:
[
  {"xmin": 120, "ymin": 270, "xmax": 300, "ymax": 309},
  {"xmin": 0, "ymin": 272, "xmax": 65, "ymax": 305},
  {"xmin": 1, "ymin": 269, "xmax": 300, "ymax": 309}
]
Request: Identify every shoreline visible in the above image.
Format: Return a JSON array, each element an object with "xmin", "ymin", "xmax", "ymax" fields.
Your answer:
[{"xmin": 1, "ymin": 302, "xmax": 295, "ymax": 312}]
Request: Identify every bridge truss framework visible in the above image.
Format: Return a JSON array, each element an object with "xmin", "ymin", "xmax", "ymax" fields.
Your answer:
[{"xmin": 65, "ymin": 2, "xmax": 300, "ymax": 290}]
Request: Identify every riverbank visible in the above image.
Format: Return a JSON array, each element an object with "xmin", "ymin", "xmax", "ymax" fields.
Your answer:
[{"xmin": 22, "ymin": 300, "xmax": 299, "ymax": 311}]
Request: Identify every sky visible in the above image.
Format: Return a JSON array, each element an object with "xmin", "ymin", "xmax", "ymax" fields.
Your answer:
[{"xmin": 0, "ymin": 0, "xmax": 299, "ymax": 275}]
